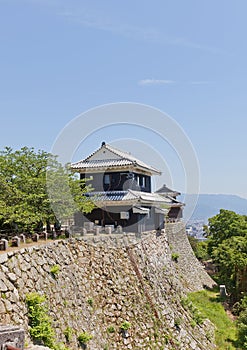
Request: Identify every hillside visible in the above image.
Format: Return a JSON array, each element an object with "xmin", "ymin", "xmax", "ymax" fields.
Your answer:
[{"xmin": 180, "ymin": 194, "xmax": 247, "ymax": 223}]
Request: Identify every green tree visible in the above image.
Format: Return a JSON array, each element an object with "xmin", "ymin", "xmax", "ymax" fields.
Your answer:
[
  {"xmin": 0, "ymin": 147, "xmax": 94, "ymax": 233},
  {"xmin": 188, "ymin": 235, "xmax": 209, "ymax": 261},
  {"xmin": 212, "ymin": 236, "xmax": 247, "ymax": 299},
  {"xmin": 206, "ymin": 209, "xmax": 247, "ymax": 348},
  {"xmin": 207, "ymin": 209, "xmax": 247, "ymax": 255},
  {"xmin": 207, "ymin": 209, "xmax": 247, "ymax": 300},
  {"xmin": 0, "ymin": 147, "xmax": 51, "ymax": 232},
  {"xmin": 237, "ymin": 308, "xmax": 247, "ymax": 349},
  {"xmin": 46, "ymin": 160, "xmax": 94, "ymax": 225}
]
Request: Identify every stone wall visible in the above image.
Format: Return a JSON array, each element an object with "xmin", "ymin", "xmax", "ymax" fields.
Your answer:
[
  {"xmin": 165, "ymin": 222, "xmax": 215, "ymax": 291},
  {"xmin": 0, "ymin": 224, "xmax": 216, "ymax": 349}
]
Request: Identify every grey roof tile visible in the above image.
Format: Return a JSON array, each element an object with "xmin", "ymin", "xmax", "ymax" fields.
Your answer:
[
  {"xmin": 71, "ymin": 159, "xmax": 133, "ymax": 169},
  {"xmin": 155, "ymin": 184, "xmax": 181, "ymax": 195},
  {"xmin": 85, "ymin": 189, "xmax": 172, "ymax": 204},
  {"xmin": 71, "ymin": 143, "xmax": 161, "ymax": 175},
  {"xmin": 85, "ymin": 190, "xmax": 138, "ymax": 201}
]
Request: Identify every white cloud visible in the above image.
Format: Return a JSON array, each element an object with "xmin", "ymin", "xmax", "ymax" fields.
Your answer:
[{"xmin": 138, "ymin": 79, "xmax": 175, "ymax": 86}]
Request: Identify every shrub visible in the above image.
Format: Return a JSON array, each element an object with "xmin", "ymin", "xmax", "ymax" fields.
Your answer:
[
  {"xmin": 237, "ymin": 309, "xmax": 247, "ymax": 349},
  {"xmin": 26, "ymin": 292, "xmax": 55, "ymax": 348},
  {"xmin": 78, "ymin": 332, "xmax": 93, "ymax": 344},
  {"xmin": 174, "ymin": 317, "xmax": 181, "ymax": 328},
  {"xmin": 87, "ymin": 298, "xmax": 93, "ymax": 307},
  {"xmin": 181, "ymin": 296, "xmax": 204, "ymax": 325},
  {"xmin": 107, "ymin": 326, "xmax": 115, "ymax": 334},
  {"xmin": 163, "ymin": 333, "xmax": 170, "ymax": 344},
  {"xmin": 233, "ymin": 295, "xmax": 247, "ymax": 316},
  {"xmin": 54, "ymin": 343, "xmax": 71, "ymax": 350},
  {"xmin": 26, "ymin": 292, "xmax": 71, "ymax": 350},
  {"xmin": 120, "ymin": 321, "xmax": 131, "ymax": 331},
  {"xmin": 171, "ymin": 253, "xmax": 180, "ymax": 262},
  {"xmin": 50, "ymin": 264, "xmax": 60, "ymax": 276},
  {"xmin": 64, "ymin": 326, "xmax": 73, "ymax": 342},
  {"xmin": 190, "ymin": 320, "xmax": 197, "ymax": 328},
  {"xmin": 188, "ymin": 235, "xmax": 209, "ymax": 261}
]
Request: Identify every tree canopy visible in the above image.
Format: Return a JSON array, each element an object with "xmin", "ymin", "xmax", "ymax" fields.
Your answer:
[
  {"xmin": 0, "ymin": 147, "xmax": 94, "ymax": 233},
  {"xmin": 206, "ymin": 209, "xmax": 247, "ymax": 300},
  {"xmin": 207, "ymin": 209, "xmax": 247, "ymax": 253},
  {"xmin": 201, "ymin": 209, "xmax": 247, "ymax": 347}
]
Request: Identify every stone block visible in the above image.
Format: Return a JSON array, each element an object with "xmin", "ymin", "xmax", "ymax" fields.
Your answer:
[
  {"xmin": 117, "ymin": 225, "xmax": 123, "ymax": 233},
  {"xmin": 82, "ymin": 228, "xmax": 87, "ymax": 236},
  {"xmin": 0, "ymin": 239, "xmax": 8, "ymax": 251},
  {"xmin": 0, "ymin": 325, "xmax": 25, "ymax": 350},
  {"xmin": 19, "ymin": 234, "xmax": 26, "ymax": 244},
  {"xmin": 0, "ymin": 253, "xmax": 8, "ymax": 263},
  {"xmin": 11, "ymin": 237, "xmax": 20, "ymax": 247},
  {"xmin": 219, "ymin": 284, "xmax": 227, "ymax": 298},
  {"xmin": 32, "ymin": 234, "xmax": 39, "ymax": 242},
  {"xmin": 84, "ymin": 222, "xmax": 94, "ymax": 231},
  {"xmin": 94, "ymin": 227, "xmax": 100, "ymax": 236},
  {"xmin": 105, "ymin": 226, "xmax": 112, "ymax": 234}
]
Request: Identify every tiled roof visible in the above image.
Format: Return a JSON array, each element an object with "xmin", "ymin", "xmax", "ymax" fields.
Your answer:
[
  {"xmin": 129, "ymin": 190, "xmax": 171, "ymax": 204},
  {"xmin": 71, "ymin": 159, "xmax": 133, "ymax": 169},
  {"xmin": 166, "ymin": 195, "xmax": 184, "ymax": 206},
  {"xmin": 85, "ymin": 190, "xmax": 138, "ymax": 202},
  {"xmin": 155, "ymin": 184, "xmax": 181, "ymax": 196},
  {"xmin": 85, "ymin": 189, "xmax": 172, "ymax": 204},
  {"xmin": 71, "ymin": 143, "xmax": 161, "ymax": 175}
]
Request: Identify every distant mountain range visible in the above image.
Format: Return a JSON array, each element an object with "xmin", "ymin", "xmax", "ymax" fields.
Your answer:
[{"xmin": 179, "ymin": 194, "xmax": 247, "ymax": 223}]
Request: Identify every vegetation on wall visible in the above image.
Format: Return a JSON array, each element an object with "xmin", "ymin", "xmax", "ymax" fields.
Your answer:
[
  {"xmin": 120, "ymin": 321, "xmax": 131, "ymax": 331},
  {"xmin": 77, "ymin": 332, "xmax": 93, "ymax": 345},
  {"xmin": 26, "ymin": 292, "xmax": 71, "ymax": 350},
  {"xmin": 26, "ymin": 292, "xmax": 56, "ymax": 348},
  {"xmin": 50, "ymin": 264, "xmax": 60, "ymax": 277}
]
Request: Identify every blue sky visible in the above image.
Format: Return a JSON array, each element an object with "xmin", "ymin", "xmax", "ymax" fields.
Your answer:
[{"xmin": 1, "ymin": 0, "xmax": 247, "ymax": 198}]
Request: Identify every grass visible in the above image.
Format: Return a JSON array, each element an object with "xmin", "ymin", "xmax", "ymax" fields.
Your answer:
[{"xmin": 187, "ymin": 289, "xmax": 238, "ymax": 350}]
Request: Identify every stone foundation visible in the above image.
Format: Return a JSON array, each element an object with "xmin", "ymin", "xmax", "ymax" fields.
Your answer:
[{"xmin": 0, "ymin": 224, "xmax": 216, "ymax": 349}]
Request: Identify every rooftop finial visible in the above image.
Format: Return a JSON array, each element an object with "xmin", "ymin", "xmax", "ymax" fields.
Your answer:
[{"xmin": 101, "ymin": 141, "xmax": 106, "ymax": 147}]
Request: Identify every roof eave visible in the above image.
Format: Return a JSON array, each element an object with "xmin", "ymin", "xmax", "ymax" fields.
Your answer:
[
  {"xmin": 71, "ymin": 164, "xmax": 161, "ymax": 175},
  {"xmin": 71, "ymin": 165, "xmax": 134, "ymax": 173},
  {"xmin": 92, "ymin": 199, "xmax": 138, "ymax": 207}
]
